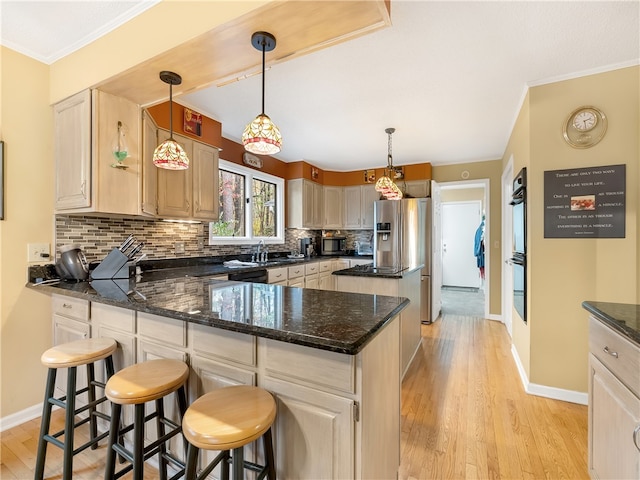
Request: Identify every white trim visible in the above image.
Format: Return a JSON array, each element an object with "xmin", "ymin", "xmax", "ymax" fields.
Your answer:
[
  {"xmin": 526, "ymin": 60, "xmax": 639, "ymax": 88},
  {"xmin": 501, "ymin": 157, "xmax": 514, "ymax": 338},
  {"xmin": 511, "ymin": 345, "xmax": 587, "ymax": 406},
  {"xmin": 0, "ymin": 403, "xmax": 43, "ymax": 432}
]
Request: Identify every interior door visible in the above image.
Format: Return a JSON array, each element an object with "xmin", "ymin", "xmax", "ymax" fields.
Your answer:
[
  {"xmin": 442, "ymin": 201, "xmax": 482, "ymax": 288},
  {"xmin": 502, "ymin": 160, "xmax": 514, "ymax": 337}
]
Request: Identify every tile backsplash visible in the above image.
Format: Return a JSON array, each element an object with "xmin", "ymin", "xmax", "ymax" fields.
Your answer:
[{"xmin": 55, "ymin": 215, "xmax": 373, "ymax": 262}]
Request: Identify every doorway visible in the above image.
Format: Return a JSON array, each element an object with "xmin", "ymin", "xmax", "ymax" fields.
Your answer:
[{"xmin": 437, "ymin": 181, "xmax": 489, "ymax": 318}]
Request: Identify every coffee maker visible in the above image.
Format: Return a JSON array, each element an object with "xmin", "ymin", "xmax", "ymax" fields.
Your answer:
[{"xmin": 299, "ymin": 238, "xmax": 315, "ymax": 257}]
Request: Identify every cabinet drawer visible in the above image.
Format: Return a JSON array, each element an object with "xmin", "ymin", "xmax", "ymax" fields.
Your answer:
[
  {"xmin": 319, "ymin": 261, "xmax": 332, "ymax": 273},
  {"xmin": 262, "ymin": 338, "xmax": 355, "ymax": 394},
  {"xmin": 589, "ymin": 317, "xmax": 640, "ymax": 397},
  {"xmin": 91, "ymin": 303, "xmax": 135, "ymax": 333},
  {"xmin": 268, "ymin": 267, "xmax": 288, "ymax": 283},
  {"xmin": 288, "ymin": 265, "xmax": 305, "ymax": 279},
  {"xmin": 305, "ymin": 263, "xmax": 319, "ymax": 275},
  {"xmin": 138, "ymin": 312, "xmax": 186, "ymax": 348},
  {"xmin": 190, "ymin": 323, "xmax": 256, "ymax": 367},
  {"xmin": 52, "ymin": 294, "xmax": 89, "ymax": 322}
]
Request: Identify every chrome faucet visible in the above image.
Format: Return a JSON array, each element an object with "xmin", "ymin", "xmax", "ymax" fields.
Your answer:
[{"xmin": 253, "ymin": 240, "xmax": 265, "ymax": 262}]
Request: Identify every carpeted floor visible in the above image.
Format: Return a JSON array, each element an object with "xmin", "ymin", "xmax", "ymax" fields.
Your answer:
[{"xmin": 441, "ymin": 286, "xmax": 485, "ymax": 317}]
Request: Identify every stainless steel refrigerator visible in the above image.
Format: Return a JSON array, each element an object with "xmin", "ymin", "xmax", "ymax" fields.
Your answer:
[{"xmin": 374, "ymin": 198, "xmax": 432, "ymax": 323}]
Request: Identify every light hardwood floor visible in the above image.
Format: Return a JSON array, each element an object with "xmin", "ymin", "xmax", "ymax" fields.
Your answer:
[{"xmin": 2, "ymin": 314, "xmax": 588, "ymax": 479}]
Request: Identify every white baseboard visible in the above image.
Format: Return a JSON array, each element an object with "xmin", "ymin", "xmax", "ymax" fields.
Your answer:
[
  {"xmin": 402, "ymin": 341, "xmax": 422, "ymax": 380},
  {"xmin": 1, "ymin": 402, "xmax": 43, "ymax": 432},
  {"xmin": 511, "ymin": 344, "xmax": 587, "ymax": 406},
  {"xmin": 487, "ymin": 313, "xmax": 502, "ymax": 322}
]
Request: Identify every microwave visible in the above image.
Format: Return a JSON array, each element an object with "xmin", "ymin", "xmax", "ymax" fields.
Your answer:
[{"xmin": 320, "ymin": 236, "xmax": 346, "ymax": 255}]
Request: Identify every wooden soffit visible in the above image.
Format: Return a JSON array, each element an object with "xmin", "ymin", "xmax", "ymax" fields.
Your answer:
[{"xmin": 97, "ymin": 0, "xmax": 391, "ymax": 107}]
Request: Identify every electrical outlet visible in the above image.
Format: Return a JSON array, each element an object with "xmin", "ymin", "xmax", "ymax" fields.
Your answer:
[
  {"xmin": 27, "ymin": 243, "xmax": 50, "ymax": 263},
  {"xmin": 175, "ymin": 242, "xmax": 185, "ymax": 255}
]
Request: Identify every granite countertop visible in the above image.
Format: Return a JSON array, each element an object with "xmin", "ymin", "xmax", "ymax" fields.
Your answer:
[
  {"xmin": 332, "ymin": 263, "xmax": 423, "ymax": 279},
  {"xmin": 28, "ymin": 271, "xmax": 408, "ymax": 356},
  {"xmin": 582, "ymin": 301, "xmax": 640, "ymax": 346}
]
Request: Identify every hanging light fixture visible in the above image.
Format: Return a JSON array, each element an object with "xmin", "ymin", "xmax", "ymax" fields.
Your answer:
[
  {"xmin": 375, "ymin": 127, "xmax": 403, "ymax": 200},
  {"xmin": 153, "ymin": 71, "xmax": 189, "ymax": 170},
  {"xmin": 242, "ymin": 31, "xmax": 282, "ymax": 155}
]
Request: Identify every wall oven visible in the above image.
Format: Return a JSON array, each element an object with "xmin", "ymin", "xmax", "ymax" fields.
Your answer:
[{"xmin": 510, "ymin": 168, "xmax": 527, "ymax": 323}]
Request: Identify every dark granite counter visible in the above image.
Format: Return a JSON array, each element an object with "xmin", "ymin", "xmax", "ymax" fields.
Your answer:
[
  {"xmin": 28, "ymin": 273, "xmax": 408, "ymax": 356},
  {"xmin": 332, "ymin": 263, "xmax": 423, "ymax": 279},
  {"xmin": 582, "ymin": 301, "xmax": 640, "ymax": 347}
]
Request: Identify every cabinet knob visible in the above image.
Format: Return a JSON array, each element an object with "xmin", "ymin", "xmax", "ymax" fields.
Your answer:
[
  {"xmin": 62, "ymin": 303, "xmax": 72, "ymax": 309},
  {"xmin": 634, "ymin": 424, "xmax": 640, "ymax": 453},
  {"xmin": 603, "ymin": 346, "xmax": 619, "ymax": 358}
]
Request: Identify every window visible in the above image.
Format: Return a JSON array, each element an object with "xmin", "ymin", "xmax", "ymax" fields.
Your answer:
[{"xmin": 209, "ymin": 160, "xmax": 284, "ymax": 245}]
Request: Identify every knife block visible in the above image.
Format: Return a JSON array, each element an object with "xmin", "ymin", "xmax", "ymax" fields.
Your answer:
[{"xmin": 91, "ymin": 248, "xmax": 134, "ymax": 279}]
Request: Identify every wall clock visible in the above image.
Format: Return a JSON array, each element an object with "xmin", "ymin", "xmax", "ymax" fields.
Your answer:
[{"xmin": 563, "ymin": 105, "xmax": 607, "ymax": 149}]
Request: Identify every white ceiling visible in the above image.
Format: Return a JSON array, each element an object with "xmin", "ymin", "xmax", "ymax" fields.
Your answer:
[{"xmin": 2, "ymin": 1, "xmax": 639, "ymax": 171}]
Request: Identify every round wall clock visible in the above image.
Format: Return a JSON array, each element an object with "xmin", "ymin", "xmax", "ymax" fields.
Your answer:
[{"xmin": 563, "ymin": 106, "xmax": 607, "ymax": 149}]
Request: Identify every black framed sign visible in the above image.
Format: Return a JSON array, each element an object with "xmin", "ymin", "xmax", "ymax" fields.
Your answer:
[{"xmin": 544, "ymin": 164, "xmax": 625, "ymax": 238}]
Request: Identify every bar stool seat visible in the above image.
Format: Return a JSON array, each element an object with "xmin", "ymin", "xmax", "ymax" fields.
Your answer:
[
  {"xmin": 182, "ymin": 385, "xmax": 276, "ymax": 480},
  {"xmin": 35, "ymin": 337, "xmax": 117, "ymax": 480},
  {"xmin": 104, "ymin": 358, "xmax": 189, "ymax": 480}
]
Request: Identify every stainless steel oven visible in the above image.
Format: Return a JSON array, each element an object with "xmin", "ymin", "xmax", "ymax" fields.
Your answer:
[{"xmin": 510, "ymin": 168, "xmax": 527, "ymax": 323}]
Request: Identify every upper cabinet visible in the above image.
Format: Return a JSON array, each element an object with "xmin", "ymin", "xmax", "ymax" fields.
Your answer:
[
  {"xmin": 54, "ymin": 90, "xmax": 141, "ymax": 215},
  {"xmin": 402, "ymin": 180, "xmax": 431, "ymax": 198},
  {"xmin": 344, "ymin": 185, "xmax": 379, "ymax": 230},
  {"xmin": 287, "ymin": 179, "xmax": 323, "ymax": 229},
  {"xmin": 141, "ymin": 110, "xmax": 158, "ymax": 216},
  {"xmin": 323, "ymin": 186, "xmax": 343, "ymax": 229},
  {"xmin": 155, "ymin": 129, "xmax": 219, "ymax": 221}
]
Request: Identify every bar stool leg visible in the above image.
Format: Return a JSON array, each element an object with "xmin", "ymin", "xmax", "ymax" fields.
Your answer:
[
  {"xmin": 87, "ymin": 362, "xmax": 98, "ymax": 448},
  {"xmin": 184, "ymin": 443, "xmax": 199, "ymax": 480},
  {"xmin": 263, "ymin": 428, "xmax": 276, "ymax": 480},
  {"xmin": 62, "ymin": 367, "xmax": 77, "ymax": 480},
  {"xmin": 104, "ymin": 403, "xmax": 122, "ymax": 480},
  {"xmin": 133, "ymin": 403, "xmax": 145, "ymax": 480},
  {"xmin": 220, "ymin": 451, "xmax": 230, "ymax": 480},
  {"xmin": 34, "ymin": 368, "xmax": 57, "ymax": 480},
  {"xmin": 231, "ymin": 447, "xmax": 244, "ymax": 480},
  {"xmin": 155, "ymin": 398, "xmax": 168, "ymax": 480}
]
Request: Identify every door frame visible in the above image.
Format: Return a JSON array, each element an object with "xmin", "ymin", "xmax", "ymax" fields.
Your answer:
[
  {"xmin": 437, "ymin": 179, "xmax": 491, "ymax": 320},
  {"xmin": 501, "ymin": 156, "xmax": 514, "ymax": 337}
]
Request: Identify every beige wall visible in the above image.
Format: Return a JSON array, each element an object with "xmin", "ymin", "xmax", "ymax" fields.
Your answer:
[
  {"xmin": 440, "ymin": 187, "xmax": 485, "ymax": 209},
  {"xmin": 504, "ymin": 66, "xmax": 639, "ymax": 393},
  {"xmin": 433, "ymin": 160, "xmax": 503, "ymax": 316},
  {"xmin": 1, "ymin": 47, "xmax": 55, "ymax": 417}
]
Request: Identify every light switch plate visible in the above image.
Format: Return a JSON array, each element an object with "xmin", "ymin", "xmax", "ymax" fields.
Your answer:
[{"xmin": 27, "ymin": 243, "xmax": 50, "ymax": 263}]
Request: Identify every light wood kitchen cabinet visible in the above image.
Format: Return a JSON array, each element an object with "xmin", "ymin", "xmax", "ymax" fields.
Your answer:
[
  {"xmin": 344, "ymin": 185, "xmax": 379, "ymax": 229},
  {"xmin": 155, "ymin": 129, "xmax": 220, "ymax": 220},
  {"xmin": 54, "ymin": 89, "xmax": 141, "ymax": 215},
  {"xmin": 588, "ymin": 317, "xmax": 640, "ymax": 479},
  {"xmin": 287, "ymin": 178, "xmax": 323, "ymax": 229},
  {"xmin": 323, "ymin": 185, "xmax": 344, "ymax": 228},
  {"xmin": 402, "ymin": 180, "xmax": 431, "ymax": 198},
  {"xmin": 141, "ymin": 110, "xmax": 158, "ymax": 216}
]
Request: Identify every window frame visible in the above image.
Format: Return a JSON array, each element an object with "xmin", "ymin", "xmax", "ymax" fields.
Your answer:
[{"xmin": 209, "ymin": 159, "xmax": 285, "ymax": 246}]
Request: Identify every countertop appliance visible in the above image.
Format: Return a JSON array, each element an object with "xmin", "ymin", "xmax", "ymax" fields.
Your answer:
[
  {"xmin": 374, "ymin": 198, "xmax": 433, "ymax": 323},
  {"xmin": 55, "ymin": 244, "xmax": 89, "ymax": 281},
  {"xmin": 300, "ymin": 237, "xmax": 315, "ymax": 257},
  {"xmin": 320, "ymin": 236, "xmax": 346, "ymax": 255}
]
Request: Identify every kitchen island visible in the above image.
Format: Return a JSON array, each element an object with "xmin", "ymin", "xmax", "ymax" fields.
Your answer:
[{"xmin": 29, "ymin": 270, "xmax": 408, "ymax": 479}]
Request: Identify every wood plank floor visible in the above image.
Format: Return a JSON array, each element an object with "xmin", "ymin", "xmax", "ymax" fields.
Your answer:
[{"xmin": 1, "ymin": 314, "xmax": 588, "ymax": 479}]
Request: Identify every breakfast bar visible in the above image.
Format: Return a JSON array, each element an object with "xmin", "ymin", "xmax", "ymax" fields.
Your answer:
[{"xmin": 29, "ymin": 270, "xmax": 409, "ymax": 479}]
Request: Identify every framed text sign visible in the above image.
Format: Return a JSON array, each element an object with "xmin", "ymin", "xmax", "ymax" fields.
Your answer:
[{"xmin": 544, "ymin": 164, "xmax": 625, "ymax": 238}]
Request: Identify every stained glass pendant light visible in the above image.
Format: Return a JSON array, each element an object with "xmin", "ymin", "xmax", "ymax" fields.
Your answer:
[
  {"xmin": 242, "ymin": 32, "xmax": 282, "ymax": 155},
  {"xmin": 375, "ymin": 127, "xmax": 403, "ymax": 200},
  {"xmin": 153, "ymin": 71, "xmax": 189, "ymax": 170}
]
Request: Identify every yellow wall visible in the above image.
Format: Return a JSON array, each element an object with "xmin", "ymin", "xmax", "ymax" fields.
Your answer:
[
  {"xmin": 1, "ymin": 47, "xmax": 55, "ymax": 417},
  {"xmin": 503, "ymin": 66, "xmax": 639, "ymax": 393},
  {"xmin": 440, "ymin": 187, "xmax": 485, "ymax": 210},
  {"xmin": 433, "ymin": 160, "xmax": 503, "ymax": 316}
]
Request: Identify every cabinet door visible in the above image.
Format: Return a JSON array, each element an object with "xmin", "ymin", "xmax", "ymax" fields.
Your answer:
[
  {"xmin": 52, "ymin": 315, "xmax": 90, "ymax": 400},
  {"xmin": 305, "ymin": 275, "xmax": 319, "ymax": 289},
  {"xmin": 54, "ymin": 90, "xmax": 91, "ymax": 210},
  {"xmin": 324, "ymin": 186, "xmax": 343, "ymax": 228},
  {"xmin": 589, "ymin": 354, "xmax": 640, "ymax": 480},
  {"xmin": 157, "ymin": 130, "xmax": 193, "ymax": 218},
  {"xmin": 403, "ymin": 180, "xmax": 430, "ymax": 198},
  {"xmin": 192, "ymin": 142, "xmax": 219, "ymax": 220},
  {"xmin": 141, "ymin": 110, "xmax": 158, "ymax": 216},
  {"xmin": 361, "ymin": 185, "xmax": 380, "ymax": 229},
  {"xmin": 343, "ymin": 186, "xmax": 362, "ymax": 229},
  {"xmin": 93, "ymin": 90, "xmax": 141, "ymax": 215},
  {"xmin": 261, "ymin": 377, "xmax": 354, "ymax": 479},
  {"xmin": 318, "ymin": 272, "xmax": 333, "ymax": 291},
  {"xmin": 312, "ymin": 182, "xmax": 324, "ymax": 228}
]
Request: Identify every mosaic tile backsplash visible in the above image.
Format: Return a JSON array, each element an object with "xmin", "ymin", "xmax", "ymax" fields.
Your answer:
[{"xmin": 55, "ymin": 215, "xmax": 374, "ymax": 263}]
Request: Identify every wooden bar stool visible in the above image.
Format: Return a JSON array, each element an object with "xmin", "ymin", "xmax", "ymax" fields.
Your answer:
[
  {"xmin": 35, "ymin": 337, "xmax": 117, "ymax": 480},
  {"xmin": 182, "ymin": 385, "xmax": 277, "ymax": 480},
  {"xmin": 103, "ymin": 358, "xmax": 189, "ymax": 480}
]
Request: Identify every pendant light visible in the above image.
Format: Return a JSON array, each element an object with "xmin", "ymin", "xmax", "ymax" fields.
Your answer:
[
  {"xmin": 375, "ymin": 128, "xmax": 403, "ymax": 200},
  {"xmin": 242, "ymin": 31, "xmax": 282, "ymax": 155},
  {"xmin": 153, "ymin": 71, "xmax": 189, "ymax": 170}
]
